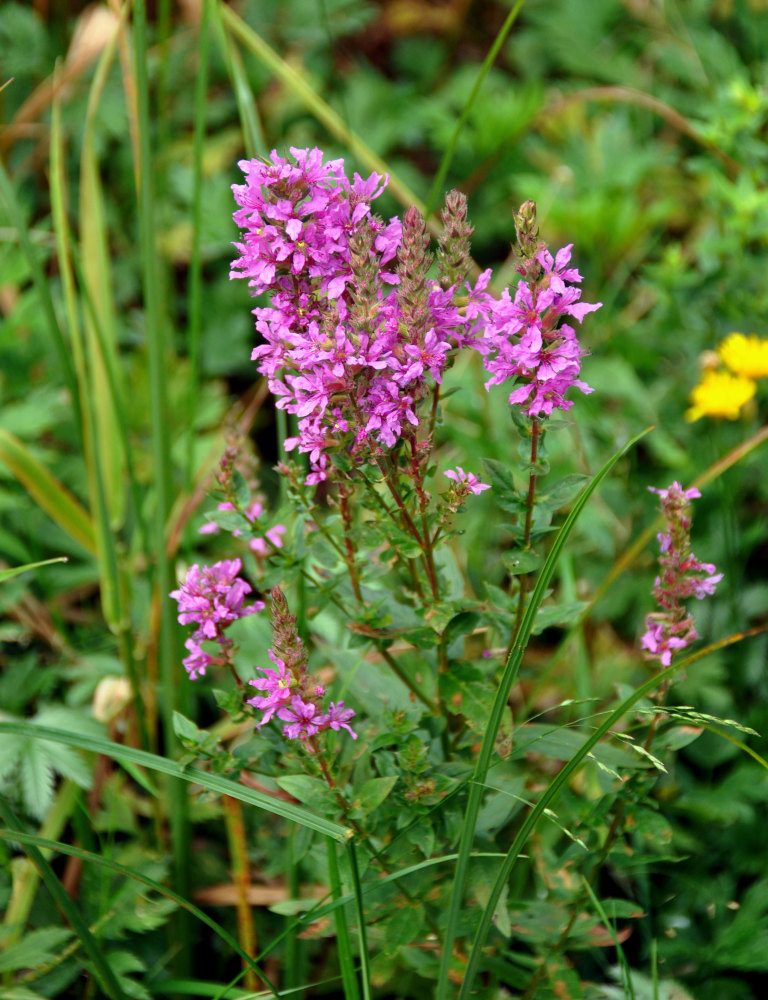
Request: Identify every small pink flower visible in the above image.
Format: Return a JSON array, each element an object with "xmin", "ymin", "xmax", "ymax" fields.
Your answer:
[
  {"xmin": 317, "ymin": 701, "xmax": 358, "ymax": 739},
  {"xmin": 247, "ymin": 650, "xmax": 294, "ymax": 725},
  {"xmin": 278, "ymin": 696, "xmax": 321, "ymax": 741},
  {"xmin": 444, "ymin": 467, "xmax": 490, "ymax": 495}
]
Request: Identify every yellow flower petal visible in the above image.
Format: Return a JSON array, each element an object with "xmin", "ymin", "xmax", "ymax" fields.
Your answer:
[
  {"xmin": 718, "ymin": 332, "xmax": 768, "ymax": 379},
  {"xmin": 685, "ymin": 370, "xmax": 756, "ymax": 422}
]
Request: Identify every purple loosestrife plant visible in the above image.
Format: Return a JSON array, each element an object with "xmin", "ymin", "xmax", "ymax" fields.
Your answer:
[
  {"xmin": 230, "ymin": 147, "xmax": 489, "ymax": 484},
  {"xmin": 170, "ymin": 558, "xmax": 264, "ymax": 678},
  {"xmin": 246, "ymin": 587, "xmax": 357, "ymax": 746},
  {"xmin": 471, "ymin": 202, "xmax": 602, "ymax": 418},
  {"xmin": 641, "ymin": 482, "xmax": 722, "ymax": 666},
  {"xmin": 166, "ymin": 147, "xmax": 741, "ymax": 999}
]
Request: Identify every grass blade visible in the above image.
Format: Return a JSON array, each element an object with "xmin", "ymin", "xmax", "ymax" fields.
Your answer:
[
  {"xmin": 0, "ymin": 827, "xmax": 278, "ymax": 996},
  {"xmin": 345, "ymin": 841, "xmax": 372, "ymax": 1000},
  {"xmin": 186, "ymin": 0, "xmax": 213, "ymax": 489},
  {"xmin": 0, "ymin": 428, "xmax": 96, "ymax": 554},
  {"xmin": 327, "ymin": 838, "xmax": 361, "ymax": 1000},
  {"xmin": 581, "ymin": 877, "xmax": 636, "ymax": 1000},
  {"xmin": 219, "ymin": 3, "xmax": 427, "ymax": 222},
  {"xmin": 0, "ymin": 720, "xmax": 350, "ymax": 840},
  {"xmin": 211, "ymin": 0, "xmax": 266, "ymax": 161},
  {"xmin": 458, "ymin": 627, "xmax": 765, "ymax": 997},
  {"xmin": 437, "ymin": 427, "xmax": 651, "ymax": 1000},
  {"xmin": 426, "ymin": 0, "xmax": 527, "ymax": 216},
  {"xmin": 0, "ymin": 557, "xmax": 68, "ymax": 582},
  {"xmin": 0, "ymin": 795, "xmax": 128, "ymax": 1000},
  {"xmin": 132, "ymin": 0, "xmax": 190, "ymax": 959}
]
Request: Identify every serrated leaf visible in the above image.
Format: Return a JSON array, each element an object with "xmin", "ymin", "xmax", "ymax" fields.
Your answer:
[
  {"xmin": 20, "ymin": 739, "xmax": 55, "ymax": 820},
  {"xmin": 0, "ymin": 926, "xmax": 73, "ymax": 973}
]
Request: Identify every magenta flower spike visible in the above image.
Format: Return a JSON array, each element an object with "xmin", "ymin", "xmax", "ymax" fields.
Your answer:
[
  {"xmin": 170, "ymin": 559, "xmax": 264, "ymax": 678},
  {"xmin": 230, "ymin": 148, "xmax": 495, "ymax": 483},
  {"xmin": 640, "ymin": 482, "xmax": 722, "ymax": 667}
]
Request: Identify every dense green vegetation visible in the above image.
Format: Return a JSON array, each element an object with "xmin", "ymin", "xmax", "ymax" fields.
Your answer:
[{"xmin": 1, "ymin": 1, "xmax": 767, "ymax": 997}]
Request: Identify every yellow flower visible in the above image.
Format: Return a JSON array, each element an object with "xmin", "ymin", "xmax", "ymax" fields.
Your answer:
[
  {"xmin": 685, "ymin": 370, "xmax": 756, "ymax": 421},
  {"xmin": 718, "ymin": 332, "xmax": 768, "ymax": 379}
]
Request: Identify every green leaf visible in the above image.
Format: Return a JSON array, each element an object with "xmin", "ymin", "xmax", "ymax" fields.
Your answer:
[
  {"xmin": 231, "ymin": 469, "xmax": 251, "ymax": 509},
  {"xmin": 0, "ymin": 429, "xmax": 96, "ymax": 554},
  {"xmin": 501, "ymin": 549, "xmax": 542, "ymax": 576},
  {"xmin": 173, "ymin": 710, "xmax": 207, "ymax": 745},
  {"xmin": 353, "ymin": 776, "xmax": 398, "ymax": 817},
  {"xmin": 532, "ymin": 600, "xmax": 589, "ymax": 634},
  {"xmin": 442, "ymin": 611, "xmax": 481, "ymax": 647},
  {"xmin": 276, "ymin": 775, "xmax": 334, "ymax": 810},
  {"xmin": 482, "ymin": 458, "xmax": 526, "ymax": 515},
  {"xmin": 20, "ymin": 739, "xmax": 55, "ymax": 821},
  {"xmin": 0, "ymin": 926, "xmax": 73, "ymax": 974},
  {"xmin": 440, "ymin": 663, "xmax": 495, "ymax": 731},
  {"xmin": 535, "ymin": 474, "xmax": 591, "ymax": 514},
  {"xmin": 0, "ymin": 721, "xmax": 349, "ymax": 841},
  {"xmin": 0, "ymin": 556, "xmax": 68, "ymax": 582}
]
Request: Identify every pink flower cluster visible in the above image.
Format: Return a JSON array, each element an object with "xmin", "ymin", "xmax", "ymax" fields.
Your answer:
[
  {"xmin": 230, "ymin": 148, "xmax": 486, "ymax": 483},
  {"xmin": 472, "ymin": 245, "xmax": 601, "ymax": 417},
  {"xmin": 247, "ymin": 649, "xmax": 357, "ymax": 745},
  {"xmin": 199, "ymin": 500, "xmax": 286, "ymax": 555},
  {"xmin": 170, "ymin": 559, "xmax": 264, "ymax": 679},
  {"xmin": 640, "ymin": 483, "xmax": 722, "ymax": 666},
  {"xmin": 444, "ymin": 466, "xmax": 490, "ymax": 496}
]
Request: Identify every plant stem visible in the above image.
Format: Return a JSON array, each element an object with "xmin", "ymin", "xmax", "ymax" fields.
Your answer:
[
  {"xmin": 507, "ymin": 417, "xmax": 541, "ymax": 659},
  {"xmin": 222, "ymin": 795, "xmax": 260, "ymax": 994},
  {"xmin": 380, "ymin": 647, "xmax": 439, "ymax": 712},
  {"xmin": 338, "ymin": 483, "xmax": 363, "ymax": 602}
]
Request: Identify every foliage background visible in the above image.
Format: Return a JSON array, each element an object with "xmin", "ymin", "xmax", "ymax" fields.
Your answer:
[{"xmin": 1, "ymin": 0, "xmax": 767, "ymax": 997}]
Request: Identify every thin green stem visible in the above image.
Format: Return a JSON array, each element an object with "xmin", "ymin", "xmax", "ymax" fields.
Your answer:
[
  {"xmin": 507, "ymin": 417, "xmax": 541, "ymax": 660},
  {"xmin": 186, "ymin": 0, "xmax": 211, "ymax": 489},
  {"xmin": 379, "ymin": 647, "xmax": 439, "ymax": 713},
  {"xmin": 133, "ymin": 0, "xmax": 190, "ymax": 967},
  {"xmin": 222, "ymin": 795, "xmax": 259, "ymax": 994}
]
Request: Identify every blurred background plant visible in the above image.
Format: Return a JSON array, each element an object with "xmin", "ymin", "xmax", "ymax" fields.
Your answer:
[{"xmin": 1, "ymin": 0, "xmax": 767, "ymax": 998}]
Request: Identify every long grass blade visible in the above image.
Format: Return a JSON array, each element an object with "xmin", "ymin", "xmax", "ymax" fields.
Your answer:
[
  {"xmin": 0, "ymin": 159, "xmax": 82, "ymax": 444},
  {"xmin": 132, "ymin": 0, "xmax": 190, "ymax": 955},
  {"xmin": 79, "ymin": 17, "xmax": 124, "ymax": 529},
  {"xmin": 582, "ymin": 877, "xmax": 636, "ymax": 1000},
  {"xmin": 211, "ymin": 1, "xmax": 266, "ymax": 160},
  {"xmin": 458, "ymin": 627, "xmax": 765, "ymax": 997},
  {"xmin": 326, "ymin": 838, "xmax": 361, "ymax": 1000},
  {"xmin": 436, "ymin": 426, "xmax": 651, "ymax": 1000},
  {"xmin": 186, "ymin": 0, "xmax": 213, "ymax": 489},
  {"xmin": 0, "ymin": 720, "xmax": 350, "ymax": 840},
  {"xmin": 345, "ymin": 841, "xmax": 372, "ymax": 1000},
  {"xmin": 0, "ymin": 796, "xmax": 128, "ymax": 1000},
  {"xmin": 219, "ymin": 4, "xmax": 428, "ymax": 222},
  {"xmin": 426, "ymin": 0, "xmax": 527, "ymax": 216},
  {"xmin": 0, "ymin": 428, "xmax": 96, "ymax": 554},
  {"xmin": 0, "ymin": 827, "xmax": 278, "ymax": 997}
]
